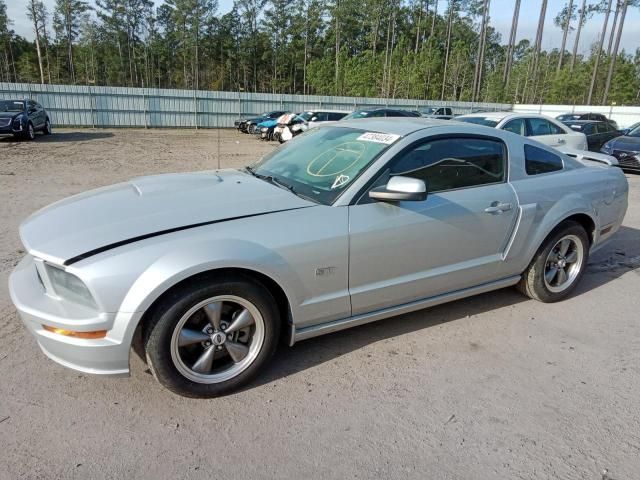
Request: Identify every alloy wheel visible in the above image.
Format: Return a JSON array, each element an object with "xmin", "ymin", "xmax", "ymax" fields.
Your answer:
[
  {"xmin": 170, "ymin": 295, "xmax": 265, "ymax": 383},
  {"xmin": 543, "ymin": 234, "xmax": 584, "ymax": 293}
]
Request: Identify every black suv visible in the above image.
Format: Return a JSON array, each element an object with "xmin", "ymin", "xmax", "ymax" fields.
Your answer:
[
  {"xmin": 342, "ymin": 108, "xmax": 421, "ymax": 120},
  {"xmin": 557, "ymin": 112, "xmax": 618, "ymax": 130},
  {"xmin": 0, "ymin": 99, "xmax": 51, "ymax": 140}
]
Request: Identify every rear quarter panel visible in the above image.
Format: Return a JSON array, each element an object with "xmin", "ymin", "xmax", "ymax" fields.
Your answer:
[{"xmin": 501, "ymin": 137, "xmax": 626, "ymax": 276}]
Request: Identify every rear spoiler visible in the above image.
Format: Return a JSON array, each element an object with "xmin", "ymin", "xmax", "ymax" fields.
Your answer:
[{"xmin": 559, "ymin": 148, "xmax": 618, "ymax": 167}]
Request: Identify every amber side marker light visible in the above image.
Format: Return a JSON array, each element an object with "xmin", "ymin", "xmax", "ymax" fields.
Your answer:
[{"xmin": 42, "ymin": 325, "xmax": 107, "ymax": 339}]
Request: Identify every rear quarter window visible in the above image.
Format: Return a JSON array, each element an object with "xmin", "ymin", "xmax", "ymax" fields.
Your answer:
[{"xmin": 524, "ymin": 144, "xmax": 563, "ymax": 175}]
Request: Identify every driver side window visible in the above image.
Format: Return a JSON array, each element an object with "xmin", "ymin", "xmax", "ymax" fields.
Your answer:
[{"xmin": 386, "ymin": 137, "xmax": 506, "ymax": 193}]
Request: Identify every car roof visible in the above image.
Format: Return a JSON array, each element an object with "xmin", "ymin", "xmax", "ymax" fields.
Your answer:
[
  {"xmin": 334, "ymin": 117, "xmax": 451, "ymax": 135},
  {"xmin": 304, "ymin": 109, "xmax": 351, "ymax": 113},
  {"xmin": 563, "ymin": 120, "xmax": 603, "ymax": 125}
]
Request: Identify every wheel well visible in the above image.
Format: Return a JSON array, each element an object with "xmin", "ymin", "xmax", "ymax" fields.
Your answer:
[
  {"xmin": 131, "ymin": 268, "xmax": 292, "ymax": 361},
  {"xmin": 562, "ymin": 213, "xmax": 595, "ymax": 245}
]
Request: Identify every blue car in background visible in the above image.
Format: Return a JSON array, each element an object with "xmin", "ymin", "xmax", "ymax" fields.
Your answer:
[{"xmin": 256, "ymin": 117, "xmax": 284, "ymax": 141}]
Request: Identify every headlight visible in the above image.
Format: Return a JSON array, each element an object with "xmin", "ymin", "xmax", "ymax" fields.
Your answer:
[
  {"xmin": 45, "ymin": 264, "xmax": 97, "ymax": 309},
  {"xmin": 261, "ymin": 127, "xmax": 267, "ymax": 132},
  {"xmin": 601, "ymin": 142, "xmax": 613, "ymax": 154}
]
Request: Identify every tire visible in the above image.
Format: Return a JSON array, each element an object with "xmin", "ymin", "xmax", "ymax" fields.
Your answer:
[
  {"xmin": 144, "ymin": 276, "xmax": 280, "ymax": 398},
  {"xmin": 43, "ymin": 118, "xmax": 52, "ymax": 135},
  {"xmin": 24, "ymin": 122, "xmax": 35, "ymax": 141},
  {"xmin": 517, "ymin": 221, "xmax": 589, "ymax": 303},
  {"xmin": 247, "ymin": 123, "xmax": 256, "ymax": 135}
]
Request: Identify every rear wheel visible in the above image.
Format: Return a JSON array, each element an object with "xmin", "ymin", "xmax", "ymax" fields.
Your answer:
[
  {"xmin": 43, "ymin": 118, "xmax": 52, "ymax": 135},
  {"xmin": 247, "ymin": 123, "xmax": 256, "ymax": 134},
  {"xmin": 517, "ymin": 221, "xmax": 589, "ymax": 302},
  {"xmin": 144, "ymin": 277, "xmax": 280, "ymax": 398}
]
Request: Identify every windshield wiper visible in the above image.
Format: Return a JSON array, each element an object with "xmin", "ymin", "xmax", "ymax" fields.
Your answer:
[{"xmin": 246, "ymin": 167, "xmax": 318, "ymax": 203}]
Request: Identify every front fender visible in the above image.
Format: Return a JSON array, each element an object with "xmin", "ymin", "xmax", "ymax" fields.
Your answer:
[{"xmin": 119, "ymin": 238, "xmax": 300, "ymax": 315}]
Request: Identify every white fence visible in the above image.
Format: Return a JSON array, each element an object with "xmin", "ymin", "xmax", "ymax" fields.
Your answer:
[{"xmin": 513, "ymin": 104, "xmax": 640, "ymax": 129}]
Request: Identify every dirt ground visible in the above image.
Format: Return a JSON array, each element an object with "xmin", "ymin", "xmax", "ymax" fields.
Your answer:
[{"xmin": 1, "ymin": 129, "xmax": 639, "ymax": 480}]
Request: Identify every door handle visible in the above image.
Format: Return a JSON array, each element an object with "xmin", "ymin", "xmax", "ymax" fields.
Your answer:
[
  {"xmin": 557, "ymin": 138, "xmax": 566, "ymax": 144},
  {"xmin": 484, "ymin": 202, "xmax": 512, "ymax": 214}
]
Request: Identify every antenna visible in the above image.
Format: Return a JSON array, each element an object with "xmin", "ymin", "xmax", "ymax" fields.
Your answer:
[{"xmin": 217, "ymin": 112, "xmax": 221, "ymax": 170}]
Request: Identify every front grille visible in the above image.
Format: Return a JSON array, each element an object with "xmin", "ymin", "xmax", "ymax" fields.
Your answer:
[
  {"xmin": 613, "ymin": 150, "xmax": 640, "ymax": 169},
  {"xmin": 0, "ymin": 118, "xmax": 11, "ymax": 127}
]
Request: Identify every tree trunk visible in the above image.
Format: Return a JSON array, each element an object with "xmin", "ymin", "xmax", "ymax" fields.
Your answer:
[
  {"xmin": 570, "ymin": 0, "xmax": 587, "ymax": 71},
  {"xmin": 430, "ymin": 0, "xmax": 437, "ymax": 38},
  {"xmin": 472, "ymin": 0, "xmax": 490, "ymax": 102},
  {"xmin": 441, "ymin": 1, "xmax": 455, "ymax": 101},
  {"xmin": 587, "ymin": 0, "xmax": 612, "ymax": 104},
  {"xmin": 602, "ymin": 0, "xmax": 627, "ymax": 104},
  {"xmin": 28, "ymin": 0, "xmax": 45, "ymax": 83},
  {"xmin": 503, "ymin": 0, "xmax": 521, "ymax": 85},
  {"xmin": 556, "ymin": 0, "xmax": 573, "ymax": 73},
  {"xmin": 529, "ymin": 0, "xmax": 547, "ymax": 102},
  {"xmin": 606, "ymin": 0, "xmax": 619, "ymax": 56}
]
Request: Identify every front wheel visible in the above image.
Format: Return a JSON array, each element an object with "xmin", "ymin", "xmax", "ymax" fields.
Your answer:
[
  {"xmin": 144, "ymin": 277, "xmax": 280, "ymax": 398},
  {"xmin": 24, "ymin": 122, "xmax": 35, "ymax": 140},
  {"xmin": 517, "ymin": 221, "xmax": 589, "ymax": 302},
  {"xmin": 43, "ymin": 118, "xmax": 52, "ymax": 135},
  {"xmin": 247, "ymin": 123, "xmax": 256, "ymax": 135}
]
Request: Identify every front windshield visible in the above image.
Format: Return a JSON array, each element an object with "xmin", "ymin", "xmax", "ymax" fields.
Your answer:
[
  {"xmin": 557, "ymin": 114, "xmax": 579, "ymax": 121},
  {"xmin": 628, "ymin": 126, "xmax": 640, "ymax": 137},
  {"xmin": 298, "ymin": 112, "xmax": 314, "ymax": 121},
  {"xmin": 420, "ymin": 107, "xmax": 437, "ymax": 115},
  {"xmin": 457, "ymin": 117, "xmax": 499, "ymax": 127},
  {"xmin": 0, "ymin": 100, "xmax": 25, "ymax": 112},
  {"xmin": 250, "ymin": 126, "xmax": 399, "ymax": 205}
]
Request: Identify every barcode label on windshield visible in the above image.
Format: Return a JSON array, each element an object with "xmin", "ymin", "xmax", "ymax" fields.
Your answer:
[{"xmin": 357, "ymin": 132, "xmax": 400, "ymax": 144}]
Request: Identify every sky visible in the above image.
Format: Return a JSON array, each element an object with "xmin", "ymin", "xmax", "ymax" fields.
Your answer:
[{"xmin": 6, "ymin": 0, "xmax": 640, "ymax": 56}]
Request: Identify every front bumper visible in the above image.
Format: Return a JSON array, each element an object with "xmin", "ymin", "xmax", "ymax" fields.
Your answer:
[{"xmin": 8, "ymin": 255, "xmax": 132, "ymax": 376}]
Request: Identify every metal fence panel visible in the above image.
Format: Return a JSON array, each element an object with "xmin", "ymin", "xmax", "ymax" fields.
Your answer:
[{"xmin": 0, "ymin": 82, "xmax": 512, "ymax": 129}]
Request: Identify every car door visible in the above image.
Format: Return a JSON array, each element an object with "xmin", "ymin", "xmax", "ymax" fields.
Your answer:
[
  {"xmin": 596, "ymin": 122, "xmax": 617, "ymax": 149},
  {"xmin": 348, "ymin": 135, "xmax": 518, "ymax": 315},
  {"xmin": 27, "ymin": 101, "xmax": 39, "ymax": 127}
]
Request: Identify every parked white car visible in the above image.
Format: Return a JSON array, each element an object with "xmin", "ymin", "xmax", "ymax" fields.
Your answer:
[{"xmin": 456, "ymin": 112, "xmax": 588, "ymax": 151}]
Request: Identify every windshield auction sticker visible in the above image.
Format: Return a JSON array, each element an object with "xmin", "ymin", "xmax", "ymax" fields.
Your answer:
[{"xmin": 357, "ymin": 132, "xmax": 401, "ymax": 144}]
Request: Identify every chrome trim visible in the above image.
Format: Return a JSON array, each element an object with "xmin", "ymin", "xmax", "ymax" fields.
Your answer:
[{"xmin": 292, "ymin": 275, "xmax": 521, "ymax": 343}]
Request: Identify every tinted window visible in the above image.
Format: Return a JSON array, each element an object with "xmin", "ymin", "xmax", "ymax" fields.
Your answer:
[
  {"xmin": 457, "ymin": 117, "xmax": 499, "ymax": 127},
  {"xmin": 582, "ymin": 124, "xmax": 594, "ymax": 135},
  {"xmin": 596, "ymin": 123, "xmax": 611, "ymax": 133},
  {"xmin": 524, "ymin": 144, "xmax": 563, "ymax": 175},
  {"xmin": 548, "ymin": 121, "xmax": 565, "ymax": 134},
  {"xmin": 388, "ymin": 137, "xmax": 506, "ymax": 193},
  {"xmin": 526, "ymin": 118, "xmax": 553, "ymax": 136},
  {"xmin": 503, "ymin": 118, "xmax": 526, "ymax": 135},
  {"xmin": 328, "ymin": 112, "xmax": 347, "ymax": 121}
]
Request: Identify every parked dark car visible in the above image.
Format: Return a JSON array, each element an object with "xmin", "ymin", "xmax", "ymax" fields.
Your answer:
[
  {"xmin": 563, "ymin": 120, "xmax": 623, "ymax": 151},
  {"xmin": 601, "ymin": 124, "xmax": 640, "ymax": 172},
  {"xmin": 342, "ymin": 108, "xmax": 421, "ymax": 120},
  {"xmin": 557, "ymin": 112, "xmax": 618, "ymax": 130},
  {"xmin": 235, "ymin": 111, "xmax": 288, "ymax": 134},
  {"xmin": 0, "ymin": 99, "xmax": 51, "ymax": 140}
]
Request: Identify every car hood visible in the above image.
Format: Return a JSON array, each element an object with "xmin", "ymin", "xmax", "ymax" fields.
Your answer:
[
  {"xmin": 607, "ymin": 136, "xmax": 640, "ymax": 152},
  {"xmin": 20, "ymin": 169, "xmax": 314, "ymax": 265},
  {"xmin": 0, "ymin": 111, "xmax": 21, "ymax": 120}
]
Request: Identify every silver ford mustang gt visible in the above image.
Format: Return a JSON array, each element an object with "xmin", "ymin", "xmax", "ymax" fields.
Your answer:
[{"xmin": 9, "ymin": 119, "xmax": 628, "ymax": 397}]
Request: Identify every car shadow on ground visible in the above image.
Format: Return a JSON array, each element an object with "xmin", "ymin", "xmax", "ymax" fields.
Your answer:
[
  {"xmin": 0, "ymin": 131, "xmax": 114, "ymax": 143},
  {"xmin": 249, "ymin": 225, "xmax": 640, "ymax": 389}
]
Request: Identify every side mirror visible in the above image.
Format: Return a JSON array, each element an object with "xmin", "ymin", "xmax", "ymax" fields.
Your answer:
[
  {"xmin": 369, "ymin": 176, "xmax": 427, "ymax": 202},
  {"xmin": 621, "ymin": 128, "xmax": 630, "ymax": 136}
]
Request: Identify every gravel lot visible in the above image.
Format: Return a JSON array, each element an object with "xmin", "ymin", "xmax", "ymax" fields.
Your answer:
[{"xmin": 1, "ymin": 129, "xmax": 639, "ymax": 480}]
